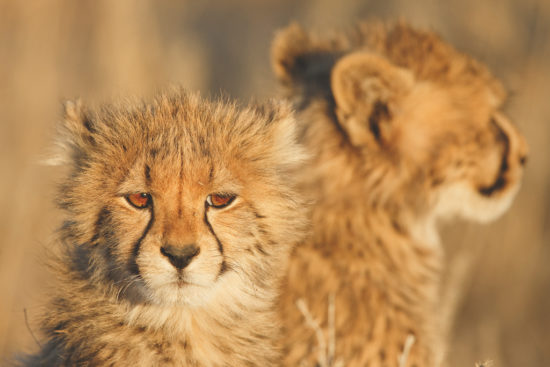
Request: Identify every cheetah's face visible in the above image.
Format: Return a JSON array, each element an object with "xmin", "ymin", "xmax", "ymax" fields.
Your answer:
[
  {"xmin": 110, "ymin": 157, "xmax": 262, "ymax": 306},
  {"xmin": 329, "ymin": 52, "xmax": 528, "ymax": 222},
  {"xmin": 56, "ymin": 92, "xmax": 306, "ymax": 306},
  {"xmin": 272, "ymin": 24, "xmax": 528, "ymax": 223}
]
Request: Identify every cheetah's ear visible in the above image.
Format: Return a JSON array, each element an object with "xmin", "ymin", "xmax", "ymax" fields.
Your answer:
[
  {"xmin": 46, "ymin": 99, "xmax": 95, "ymax": 166},
  {"xmin": 331, "ymin": 52, "xmax": 414, "ymax": 148},
  {"xmin": 271, "ymin": 23, "xmax": 338, "ymax": 88}
]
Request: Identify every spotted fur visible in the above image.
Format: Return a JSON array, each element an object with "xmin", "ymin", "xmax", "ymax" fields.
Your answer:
[
  {"xmin": 272, "ymin": 21, "xmax": 527, "ymax": 366},
  {"xmin": 20, "ymin": 90, "xmax": 308, "ymax": 366}
]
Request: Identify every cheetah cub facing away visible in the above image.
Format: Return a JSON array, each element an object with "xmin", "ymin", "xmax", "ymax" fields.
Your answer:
[
  {"xmin": 272, "ymin": 22, "xmax": 527, "ymax": 366},
  {"xmin": 23, "ymin": 90, "xmax": 307, "ymax": 366}
]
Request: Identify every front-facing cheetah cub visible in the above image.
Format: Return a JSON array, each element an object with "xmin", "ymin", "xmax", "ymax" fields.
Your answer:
[
  {"xmin": 272, "ymin": 22, "xmax": 528, "ymax": 366},
  {"xmin": 21, "ymin": 90, "xmax": 307, "ymax": 366}
]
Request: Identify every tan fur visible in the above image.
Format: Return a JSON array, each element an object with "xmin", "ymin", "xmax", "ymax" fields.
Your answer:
[
  {"xmin": 20, "ymin": 90, "xmax": 308, "ymax": 366},
  {"xmin": 272, "ymin": 22, "xmax": 527, "ymax": 366}
]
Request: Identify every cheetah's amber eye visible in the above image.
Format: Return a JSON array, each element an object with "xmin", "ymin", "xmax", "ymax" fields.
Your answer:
[
  {"xmin": 126, "ymin": 193, "xmax": 151, "ymax": 209},
  {"xmin": 206, "ymin": 193, "xmax": 236, "ymax": 209}
]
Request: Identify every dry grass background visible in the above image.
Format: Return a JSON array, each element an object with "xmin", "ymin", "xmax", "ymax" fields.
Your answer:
[{"xmin": 0, "ymin": 0, "xmax": 548, "ymax": 365}]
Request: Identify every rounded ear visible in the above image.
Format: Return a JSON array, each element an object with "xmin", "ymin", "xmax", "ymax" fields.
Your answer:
[
  {"xmin": 63, "ymin": 99, "xmax": 89, "ymax": 134},
  {"xmin": 271, "ymin": 23, "xmax": 339, "ymax": 90},
  {"xmin": 46, "ymin": 99, "xmax": 95, "ymax": 166},
  {"xmin": 330, "ymin": 52, "xmax": 414, "ymax": 147},
  {"xmin": 271, "ymin": 23, "xmax": 311, "ymax": 84},
  {"xmin": 332, "ymin": 52, "xmax": 414, "ymax": 115}
]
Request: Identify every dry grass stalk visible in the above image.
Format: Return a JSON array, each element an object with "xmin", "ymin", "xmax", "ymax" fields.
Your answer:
[
  {"xmin": 397, "ymin": 334, "xmax": 416, "ymax": 367},
  {"xmin": 475, "ymin": 360, "xmax": 494, "ymax": 367},
  {"xmin": 296, "ymin": 294, "xmax": 344, "ymax": 367}
]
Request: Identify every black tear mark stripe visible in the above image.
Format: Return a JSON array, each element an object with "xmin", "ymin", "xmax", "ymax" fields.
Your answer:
[
  {"xmin": 203, "ymin": 203, "xmax": 224, "ymax": 254},
  {"xmin": 128, "ymin": 206, "xmax": 155, "ymax": 276},
  {"xmin": 203, "ymin": 203, "xmax": 228, "ymax": 277},
  {"xmin": 479, "ymin": 119, "xmax": 510, "ymax": 197}
]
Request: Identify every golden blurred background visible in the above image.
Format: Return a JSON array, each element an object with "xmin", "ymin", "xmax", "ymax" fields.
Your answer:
[{"xmin": 0, "ymin": 0, "xmax": 548, "ymax": 365}]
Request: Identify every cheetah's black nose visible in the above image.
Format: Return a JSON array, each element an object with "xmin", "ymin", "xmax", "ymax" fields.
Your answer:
[{"xmin": 160, "ymin": 244, "xmax": 200, "ymax": 270}]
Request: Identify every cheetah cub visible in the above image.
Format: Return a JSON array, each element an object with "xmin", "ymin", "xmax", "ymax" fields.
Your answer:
[
  {"xmin": 21, "ymin": 90, "xmax": 307, "ymax": 366},
  {"xmin": 272, "ymin": 22, "xmax": 527, "ymax": 366}
]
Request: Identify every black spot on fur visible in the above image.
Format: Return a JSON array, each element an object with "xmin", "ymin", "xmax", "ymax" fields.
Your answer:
[
  {"xmin": 80, "ymin": 115, "xmax": 97, "ymax": 147},
  {"xmin": 91, "ymin": 207, "xmax": 110, "ymax": 244},
  {"xmin": 145, "ymin": 164, "xmax": 151, "ymax": 184},
  {"xmin": 255, "ymin": 242, "xmax": 268, "ymax": 256},
  {"xmin": 171, "ymin": 104, "xmax": 180, "ymax": 119},
  {"xmin": 209, "ymin": 166, "xmax": 214, "ymax": 182},
  {"xmin": 71, "ymin": 244, "xmax": 94, "ymax": 276},
  {"xmin": 249, "ymin": 203, "xmax": 266, "ymax": 219},
  {"xmin": 255, "ymin": 104, "xmax": 277, "ymax": 125},
  {"xmin": 58, "ymin": 220, "xmax": 78, "ymax": 242},
  {"xmin": 431, "ymin": 177, "xmax": 444, "ymax": 187},
  {"xmin": 519, "ymin": 155, "xmax": 527, "ymax": 166},
  {"xmin": 82, "ymin": 115, "xmax": 95, "ymax": 133},
  {"xmin": 391, "ymin": 219, "xmax": 406, "ymax": 235},
  {"xmin": 219, "ymin": 260, "xmax": 228, "ymax": 276},
  {"xmin": 198, "ymin": 136, "xmax": 207, "ymax": 155}
]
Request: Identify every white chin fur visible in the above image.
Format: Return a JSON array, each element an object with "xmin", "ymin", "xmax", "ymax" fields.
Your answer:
[
  {"xmin": 150, "ymin": 282, "xmax": 214, "ymax": 307},
  {"xmin": 434, "ymin": 181, "xmax": 520, "ymax": 223},
  {"xmin": 139, "ymin": 256, "xmax": 219, "ymax": 307}
]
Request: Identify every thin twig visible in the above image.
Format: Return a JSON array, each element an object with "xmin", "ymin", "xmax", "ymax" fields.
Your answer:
[
  {"xmin": 440, "ymin": 247, "xmax": 475, "ymax": 339},
  {"xmin": 327, "ymin": 293, "xmax": 335, "ymax": 365},
  {"xmin": 296, "ymin": 298, "xmax": 328, "ymax": 367},
  {"xmin": 397, "ymin": 334, "xmax": 416, "ymax": 367},
  {"xmin": 24, "ymin": 308, "xmax": 41, "ymax": 348},
  {"xmin": 475, "ymin": 360, "xmax": 494, "ymax": 367}
]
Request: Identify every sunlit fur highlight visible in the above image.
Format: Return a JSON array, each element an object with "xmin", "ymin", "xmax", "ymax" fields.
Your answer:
[
  {"xmin": 20, "ymin": 89, "xmax": 308, "ymax": 366},
  {"xmin": 272, "ymin": 21, "xmax": 527, "ymax": 366}
]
